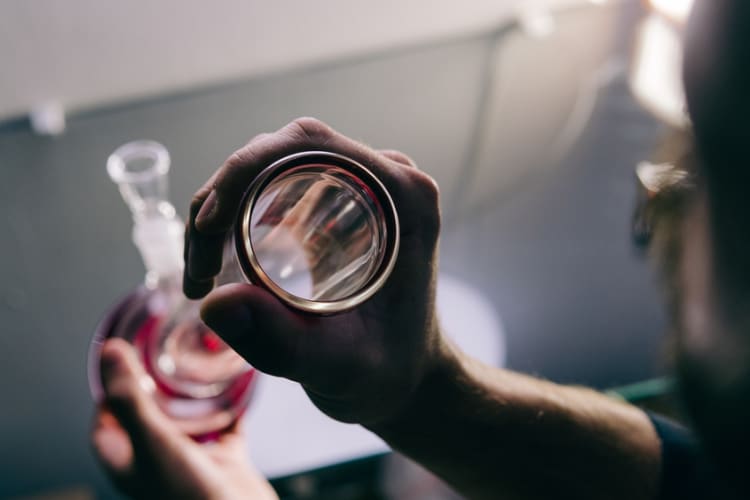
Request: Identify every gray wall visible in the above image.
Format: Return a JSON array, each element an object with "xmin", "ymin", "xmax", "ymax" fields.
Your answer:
[{"xmin": 0, "ymin": 3, "xmax": 668, "ymax": 498}]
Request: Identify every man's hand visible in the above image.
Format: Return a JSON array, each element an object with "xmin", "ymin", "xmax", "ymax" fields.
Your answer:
[
  {"xmin": 183, "ymin": 117, "xmax": 664, "ymax": 500},
  {"xmin": 91, "ymin": 339, "xmax": 278, "ymax": 500},
  {"xmin": 184, "ymin": 117, "xmax": 447, "ymax": 426}
]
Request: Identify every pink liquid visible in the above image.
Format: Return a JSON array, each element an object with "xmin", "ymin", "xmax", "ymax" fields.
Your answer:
[{"xmin": 89, "ymin": 285, "xmax": 257, "ymax": 439}]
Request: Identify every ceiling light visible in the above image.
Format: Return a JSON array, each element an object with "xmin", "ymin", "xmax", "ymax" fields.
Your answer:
[
  {"xmin": 648, "ymin": 0, "xmax": 695, "ymax": 25},
  {"xmin": 629, "ymin": 15, "xmax": 689, "ymax": 127}
]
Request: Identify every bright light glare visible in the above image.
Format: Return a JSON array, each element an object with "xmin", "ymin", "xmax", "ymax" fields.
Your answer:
[
  {"xmin": 629, "ymin": 15, "xmax": 689, "ymax": 127},
  {"xmin": 436, "ymin": 275, "xmax": 506, "ymax": 368},
  {"xmin": 649, "ymin": 0, "xmax": 695, "ymax": 25}
]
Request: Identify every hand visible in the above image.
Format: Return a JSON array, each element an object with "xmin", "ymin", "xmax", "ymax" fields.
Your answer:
[
  {"xmin": 91, "ymin": 338, "xmax": 278, "ymax": 500},
  {"xmin": 184, "ymin": 117, "xmax": 448, "ymax": 425}
]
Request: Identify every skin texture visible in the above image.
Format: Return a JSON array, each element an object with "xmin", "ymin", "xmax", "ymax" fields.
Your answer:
[
  {"xmin": 91, "ymin": 339, "xmax": 278, "ymax": 500},
  {"xmin": 183, "ymin": 117, "xmax": 661, "ymax": 499},
  {"xmin": 186, "ymin": 118, "xmax": 444, "ymax": 427}
]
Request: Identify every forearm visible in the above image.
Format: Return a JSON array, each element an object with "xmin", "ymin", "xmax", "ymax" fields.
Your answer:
[{"xmin": 368, "ymin": 340, "xmax": 661, "ymax": 500}]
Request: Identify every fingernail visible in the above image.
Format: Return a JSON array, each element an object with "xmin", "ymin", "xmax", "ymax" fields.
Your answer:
[
  {"xmin": 195, "ymin": 190, "xmax": 217, "ymax": 228},
  {"xmin": 93, "ymin": 427, "xmax": 133, "ymax": 470},
  {"xmin": 183, "ymin": 276, "xmax": 215, "ymax": 300},
  {"xmin": 202, "ymin": 303, "xmax": 253, "ymax": 344}
]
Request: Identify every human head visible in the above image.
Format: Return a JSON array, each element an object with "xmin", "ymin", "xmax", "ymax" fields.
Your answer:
[{"xmin": 655, "ymin": 0, "xmax": 750, "ymax": 493}]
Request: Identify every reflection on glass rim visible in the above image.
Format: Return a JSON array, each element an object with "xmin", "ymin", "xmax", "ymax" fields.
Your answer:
[{"xmin": 235, "ymin": 151, "xmax": 400, "ymax": 314}]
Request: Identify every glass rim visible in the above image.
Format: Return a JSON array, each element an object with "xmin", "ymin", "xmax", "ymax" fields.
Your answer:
[
  {"xmin": 235, "ymin": 151, "xmax": 400, "ymax": 314},
  {"xmin": 107, "ymin": 140, "xmax": 171, "ymax": 184}
]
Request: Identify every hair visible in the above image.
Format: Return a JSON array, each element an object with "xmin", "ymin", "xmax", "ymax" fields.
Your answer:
[{"xmin": 645, "ymin": 129, "xmax": 699, "ymax": 328}]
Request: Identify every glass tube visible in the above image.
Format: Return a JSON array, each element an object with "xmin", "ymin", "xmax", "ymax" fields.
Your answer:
[{"xmin": 89, "ymin": 141, "xmax": 256, "ymax": 438}]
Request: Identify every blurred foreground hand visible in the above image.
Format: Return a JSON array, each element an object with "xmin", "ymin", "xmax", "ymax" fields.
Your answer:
[{"xmin": 91, "ymin": 338, "xmax": 278, "ymax": 500}]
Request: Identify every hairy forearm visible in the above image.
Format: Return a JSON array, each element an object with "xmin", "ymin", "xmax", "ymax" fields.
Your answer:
[{"xmin": 368, "ymin": 340, "xmax": 661, "ymax": 500}]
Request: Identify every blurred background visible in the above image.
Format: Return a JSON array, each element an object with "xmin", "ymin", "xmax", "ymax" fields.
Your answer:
[{"xmin": 0, "ymin": 0, "xmax": 692, "ymax": 497}]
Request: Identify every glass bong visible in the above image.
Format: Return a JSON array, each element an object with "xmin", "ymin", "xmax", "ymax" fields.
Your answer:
[
  {"xmin": 89, "ymin": 141, "xmax": 401, "ymax": 438},
  {"xmin": 88, "ymin": 141, "xmax": 256, "ymax": 438}
]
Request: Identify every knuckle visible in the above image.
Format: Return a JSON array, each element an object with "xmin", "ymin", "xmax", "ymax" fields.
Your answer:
[
  {"xmin": 408, "ymin": 170, "xmax": 442, "ymax": 237},
  {"xmin": 409, "ymin": 169, "xmax": 441, "ymax": 207},
  {"xmin": 421, "ymin": 173, "xmax": 441, "ymax": 206},
  {"xmin": 421, "ymin": 207, "xmax": 442, "ymax": 240},
  {"xmin": 225, "ymin": 149, "xmax": 250, "ymax": 171},
  {"xmin": 105, "ymin": 379, "xmax": 140, "ymax": 408},
  {"xmin": 190, "ymin": 192, "xmax": 208, "ymax": 217},
  {"xmin": 248, "ymin": 132, "xmax": 271, "ymax": 145},
  {"xmin": 382, "ymin": 149, "xmax": 417, "ymax": 168},
  {"xmin": 218, "ymin": 148, "xmax": 260, "ymax": 195},
  {"xmin": 286, "ymin": 117, "xmax": 334, "ymax": 146}
]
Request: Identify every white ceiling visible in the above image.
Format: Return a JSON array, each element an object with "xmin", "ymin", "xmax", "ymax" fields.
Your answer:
[{"xmin": 0, "ymin": 0, "xmax": 590, "ymax": 122}]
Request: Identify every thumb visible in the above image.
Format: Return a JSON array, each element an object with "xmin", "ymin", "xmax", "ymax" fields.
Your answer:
[
  {"xmin": 91, "ymin": 406, "xmax": 138, "ymax": 494},
  {"xmin": 99, "ymin": 339, "xmax": 190, "ymax": 463},
  {"xmin": 201, "ymin": 283, "xmax": 313, "ymax": 380}
]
